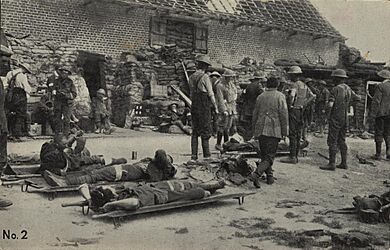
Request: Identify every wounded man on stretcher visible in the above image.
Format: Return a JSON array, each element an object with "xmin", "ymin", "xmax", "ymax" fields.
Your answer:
[{"xmin": 70, "ymin": 180, "xmax": 226, "ymax": 213}]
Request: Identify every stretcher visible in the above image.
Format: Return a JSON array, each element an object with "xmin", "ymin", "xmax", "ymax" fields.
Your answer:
[
  {"xmin": 91, "ymin": 192, "xmax": 255, "ymax": 226},
  {"xmin": 26, "ymin": 181, "xmax": 139, "ymax": 200}
]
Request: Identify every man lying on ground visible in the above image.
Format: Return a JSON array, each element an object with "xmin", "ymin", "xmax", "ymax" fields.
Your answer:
[
  {"xmin": 38, "ymin": 132, "xmax": 108, "ymax": 175},
  {"xmin": 43, "ymin": 150, "xmax": 176, "ymax": 187},
  {"xmin": 222, "ymin": 137, "xmax": 309, "ymax": 153},
  {"xmin": 83, "ymin": 179, "xmax": 226, "ymax": 212}
]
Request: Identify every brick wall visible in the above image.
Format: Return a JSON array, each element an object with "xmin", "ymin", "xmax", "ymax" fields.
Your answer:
[
  {"xmin": 1, "ymin": 0, "xmax": 340, "ymax": 66},
  {"xmin": 208, "ymin": 21, "xmax": 340, "ymax": 66},
  {"xmin": 1, "ymin": 0, "xmax": 151, "ymax": 57}
]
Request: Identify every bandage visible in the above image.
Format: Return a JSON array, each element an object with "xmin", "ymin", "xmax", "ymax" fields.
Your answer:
[{"xmin": 114, "ymin": 165, "xmax": 123, "ymax": 181}]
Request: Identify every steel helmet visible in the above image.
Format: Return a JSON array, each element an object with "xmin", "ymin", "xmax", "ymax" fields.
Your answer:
[
  {"xmin": 222, "ymin": 69, "xmax": 236, "ymax": 77},
  {"xmin": 97, "ymin": 89, "xmax": 106, "ymax": 95},
  {"xmin": 331, "ymin": 69, "xmax": 348, "ymax": 78},
  {"xmin": 249, "ymin": 71, "xmax": 266, "ymax": 81},
  {"xmin": 378, "ymin": 69, "xmax": 390, "ymax": 79},
  {"xmin": 287, "ymin": 66, "xmax": 303, "ymax": 74},
  {"xmin": 209, "ymin": 71, "xmax": 221, "ymax": 78},
  {"xmin": 195, "ymin": 55, "xmax": 212, "ymax": 66}
]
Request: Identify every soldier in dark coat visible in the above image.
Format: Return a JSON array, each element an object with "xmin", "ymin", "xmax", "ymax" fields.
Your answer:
[
  {"xmin": 43, "ymin": 150, "xmax": 177, "ymax": 187},
  {"xmin": 4, "ymin": 64, "xmax": 32, "ymax": 139},
  {"xmin": 320, "ymin": 69, "xmax": 360, "ymax": 171},
  {"xmin": 370, "ymin": 70, "xmax": 390, "ymax": 160},
  {"xmin": 315, "ymin": 80, "xmax": 330, "ymax": 137},
  {"xmin": 53, "ymin": 67, "xmax": 77, "ymax": 136},
  {"xmin": 241, "ymin": 71, "xmax": 266, "ymax": 141},
  {"xmin": 188, "ymin": 55, "xmax": 218, "ymax": 161},
  {"xmin": 0, "ymin": 77, "xmax": 8, "ymax": 172}
]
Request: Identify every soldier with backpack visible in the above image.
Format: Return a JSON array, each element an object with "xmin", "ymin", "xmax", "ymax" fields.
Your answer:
[{"xmin": 4, "ymin": 63, "xmax": 32, "ymax": 140}]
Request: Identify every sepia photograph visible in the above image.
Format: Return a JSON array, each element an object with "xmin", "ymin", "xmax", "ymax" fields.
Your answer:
[{"xmin": 0, "ymin": 0, "xmax": 389, "ymax": 249}]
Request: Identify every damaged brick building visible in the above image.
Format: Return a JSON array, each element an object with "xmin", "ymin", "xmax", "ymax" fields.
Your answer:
[{"xmin": 2, "ymin": 0, "xmax": 360, "ymax": 129}]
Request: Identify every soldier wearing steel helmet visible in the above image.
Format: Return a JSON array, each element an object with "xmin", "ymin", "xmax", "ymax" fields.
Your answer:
[
  {"xmin": 93, "ymin": 88, "xmax": 112, "ymax": 134},
  {"xmin": 53, "ymin": 66, "xmax": 77, "ymax": 136},
  {"xmin": 320, "ymin": 69, "xmax": 360, "ymax": 171},
  {"xmin": 188, "ymin": 55, "xmax": 218, "ymax": 161},
  {"xmin": 370, "ymin": 69, "xmax": 390, "ymax": 160},
  {"xmin": 280, "ymin": 66, "xmax": 315, "ymax": 164}
]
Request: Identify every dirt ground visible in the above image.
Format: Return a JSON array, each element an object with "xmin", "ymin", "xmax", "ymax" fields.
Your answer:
[{"xmin": 1, "ymin": 129, "xmax": 389, "ymax": 250}]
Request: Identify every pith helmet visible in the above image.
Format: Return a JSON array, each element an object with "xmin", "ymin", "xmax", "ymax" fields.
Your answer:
[
  {"xmin": 287, "ymin": 66, "xmax": 302, "ymax": 74},
  {"xmin": 97, "ymin": 89, "xmax": 106, "ymax": 95},
  {"xmin": 378, "ymin": 69, "xmax": 390, "ymax": 79},
  {"xmin": 195, "ymin": 55, "xmax": 212, "ymax": 66},
  {"xmin": 222, "ymin": 69, "xmax": 236, "ymax": 77},
  {"xmin": 250, "ymin": 71, "xmax": 266, "ymax": 81},
  {"xmin": 331, "ymin": 69, "xmax": 348, "ymax": 78}
]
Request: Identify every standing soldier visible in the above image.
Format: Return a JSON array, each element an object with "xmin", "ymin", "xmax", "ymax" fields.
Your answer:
[
  {"xmin": 251, "ymin": 77, "xmax": 289, "ymax": 188},
  {"xmin": 210, "ymin": 71, "xmax": 221, "ymax": 136},
  {"xmin": 214, "ymin": 69, "xmax": 237, "ymax": 150},
  {"xmin": 241, "ymin": 71, "xmax": 267, "ymax": 141},
  {"xmin": 4, "ymin": 63, "xmax": 32, "ymax": 140},
  {"xmin": 93, "ymin": 89, "xmax": 112, "ymax": 134},
  {"xmin": 0, "ymin": 75, "xmax": 8, "ymax": 173},
  {"xmin": 370, "ymin": 70, "xmax": 390, "ymax": 160},
  {"xmin": 320, "ymin": 69, "xmax": 360, "ymax": 171},
  {"xmin": 315, "ymin": 80, "xmax": 330, "ymax": 137},
  {"xmin": 189, "ymin": 55, "xmax": 218, "ymax": 161},
  {"xmin": 53, "ymin": 66, "xmax": 77, "ymax": 136},
  {"xmin": 281, "ymin": 66, "xmax": 315, "ymax": 164}
]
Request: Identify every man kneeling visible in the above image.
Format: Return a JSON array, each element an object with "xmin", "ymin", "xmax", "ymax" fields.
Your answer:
[
  {"xmin": 43, "ymin": 150, "xmax": 176, "ymax": 186},
  {"xmin": 83, "ymin": 179, "xmax": 226, "ymax": 212}
]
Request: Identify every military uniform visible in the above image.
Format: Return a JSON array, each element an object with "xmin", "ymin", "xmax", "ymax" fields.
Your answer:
[
  {"xmin": 4, "ymin": 68, "xmax": 31, "ymax": 138},
  {"xmin": 282, "ymin": 80, "xmax": 315, "ymax": 163},
  {"xmin": 0, "ymin": 78, "xmax": 8, "ymax": 170},
  {"xmin": 93, "ymin": 95, "xmax": 111, "ymax": 133},
  {"xmin": 189, "ymin": 69, "xmax": 217, "ymax": 160},
  {"xmin": 316, "ymin": 83, "xmax": 330, "ymax": 134},
  {"xmin": 53, "ymin": 76, "xmax": 77, "ymax": 135},
  {"xmin": 370, "ymin": 70, "xmax": 390, "ymax": 159},
  {"xmin": 241, "ymin": 80, "xmax": 263, "ymax": 140}
]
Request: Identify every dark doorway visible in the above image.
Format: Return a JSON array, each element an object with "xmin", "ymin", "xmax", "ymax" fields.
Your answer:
[{"xmin": 77, "ymin": 51, "xmax": 106, "ymax": 98}]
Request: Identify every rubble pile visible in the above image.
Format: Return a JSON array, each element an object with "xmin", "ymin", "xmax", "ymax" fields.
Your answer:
[
  {"xmin": 230, "ymin": 57, "xmax": 281, "ymax": 87},
  {"xmin": 110, "ymin": 61, "xmax": 145, "ymax": 127},
  {"xmin": 6, "ymin": 34, "xmax": 79, "ymax": 88}
]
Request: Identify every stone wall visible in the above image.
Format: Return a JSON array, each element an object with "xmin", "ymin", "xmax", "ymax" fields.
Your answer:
[
  {"xmin": 1, "ymin": 0, "xmax": 151, "ymax": 58},
  {"xmin": 1, "ymin": 0, "xmax": 340, "ymax": 66}
]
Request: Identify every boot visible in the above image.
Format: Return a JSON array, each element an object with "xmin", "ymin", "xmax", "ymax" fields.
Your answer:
[
  {"xmin": 280, "ymin": 138, "xmax": 298, "ymax": 164},
  {"xmin": 249, "ymin": 172, "xmax": 261, "ymax": 189},
  {"xmin": 320, "ymin": 149, "xmax": 336, "ymax": 171},
  {"xmin": 385, "ymin": 137, "xmax": 390, "ymax": 160},
  {"xmin": 198, "ymin": 180, "xmax": 226, "ymax": 193},
  {"xmin": 0, "ymin": 197, "xmax": 12, "ymax": 208},
  {"xmin": 191, "ymin": 135, "xmax": 198, "ymax": 161},
  {"xmin": 371, "ymin": 141, "xmax": 382, "ymax": 160},
  {"xmin": 201, "ymin": 137, "xmax": 211, "ymax": 158},
  {"xmin": 265, "ymin": 167, "xmax": 274, "ymax": 185},
  {"xmin": 74, "ymin": 137, "xmax": 87, "ymax": 155},
  {"xmin": 336, "ymin": 148, "xmax": 348, "ymax": 169},
  {"xmin": 110, "ymin": 158, "xmax": 127, "ymax": 165}
]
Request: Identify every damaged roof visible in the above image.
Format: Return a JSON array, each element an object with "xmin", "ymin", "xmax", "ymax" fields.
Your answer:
[{"xmin": 118, "ymin": 0, "xmax": 343, "ymax": 39}]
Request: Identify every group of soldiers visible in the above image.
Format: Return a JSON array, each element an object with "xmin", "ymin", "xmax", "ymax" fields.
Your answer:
[{"xmin": 187, "ymin": 55, "xmax": 390, "ymax": 187}]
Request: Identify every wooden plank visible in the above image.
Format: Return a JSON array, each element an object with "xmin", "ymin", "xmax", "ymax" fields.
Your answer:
[
  {"xmin": 170, "ymin": 85, "xmax": 192, "ymax": 107},
  {"xmin": 92, "ymin": 192, "xmax": 255, "ymax": 219}
]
